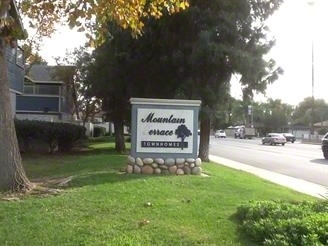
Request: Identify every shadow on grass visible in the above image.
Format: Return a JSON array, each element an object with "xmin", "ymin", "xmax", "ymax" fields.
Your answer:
[
  {"xmin": 22, "ymin": 146, "xmax": 127, "ymax": 165},
  {"xmin": 22, "ymin": 145, "xmax": 130, "ymax": 158},
  {"xmin": 68, "ymin": 146, "xmax": 130, "ymax": 156},
  {"xmin": 67, "ymin": 171, "xmax": 154, "ymax": 189},
  {"xmin": 23, "ymin": 146, "xmax": 157, "ymax": 190}
]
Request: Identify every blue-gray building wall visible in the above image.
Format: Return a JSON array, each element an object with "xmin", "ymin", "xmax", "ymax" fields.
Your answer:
[
  {"xmin": 6, "ymin": 47, "xmax": 24, "ymax": 94},
  {"xmin": 16, "ymin": 96, "xmax": 60, "ymax": 112}
]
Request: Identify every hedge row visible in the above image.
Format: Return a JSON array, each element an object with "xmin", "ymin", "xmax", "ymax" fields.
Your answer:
[
  {"xmin": 15, "ymin": 119, "xmax": 86, "ymax": 153},
  {"xmin": 235, "ymin": 200, "xmax": 328, "ymax": 245}
]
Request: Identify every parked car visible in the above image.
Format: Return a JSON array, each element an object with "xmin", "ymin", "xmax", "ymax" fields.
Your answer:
[
  {"xmin": 262, "ymin": 133, "xmax": 286, "ymax": 146},
  {"xmin": 283, "ymin": 133, "xmax": 296, "ymax": 143},
  {"xmin": 215, "ymin": 130, "xmax": 226, "ymax": 138},
  {"xmin": 321, "ymin": 132, "xmax": 328, "ymax": 159}
]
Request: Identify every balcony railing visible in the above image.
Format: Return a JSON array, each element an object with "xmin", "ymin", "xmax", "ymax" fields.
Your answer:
[{"xmin": 24, "ymin": 85, "xmax": 60, "ymax": 95}]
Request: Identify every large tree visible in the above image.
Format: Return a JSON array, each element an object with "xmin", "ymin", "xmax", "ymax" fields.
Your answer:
[
  {"xmin": 83, "ymin": 0, "xmax": 284, "ymax": 161},
  {"xmin": 0, "ymin": 0, "xmax": 189, "ymax": 192},
  {"xmin": 86, "ymin": 34, "xmax": 133, "ymax": 153},
  {"xmin": 156, "ymin": 0, "xmax": 284, "ymax": 161}
]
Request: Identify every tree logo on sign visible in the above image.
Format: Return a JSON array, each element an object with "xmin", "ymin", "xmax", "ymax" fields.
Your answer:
[{"xmin": 175, "ymin": 124, "xmax": 192, "ymax": 150}]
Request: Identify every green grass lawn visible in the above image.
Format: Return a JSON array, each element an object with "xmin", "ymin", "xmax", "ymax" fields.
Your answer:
[{"xmin": 0, "ymin": 141, "xmax": 317, "ymax": 246}]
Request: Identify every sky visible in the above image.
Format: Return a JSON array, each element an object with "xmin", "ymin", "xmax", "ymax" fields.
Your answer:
[
  {"xmin": 230, "ymin": 0, "xmax": 328, "ymax": 106},
  {"xmin": 37, "ymin": 0, "xmax": 328, "ymax": 106},
  {"xmin": 38, "ymin": 25, "xmax": 87, "ymax": 63}
]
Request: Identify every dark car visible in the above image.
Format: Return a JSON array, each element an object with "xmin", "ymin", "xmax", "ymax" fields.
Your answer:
[
  {"xmin": 283, "ymin": 133, "xmax": 296, "ymax": 143},
  {"xmin": 262, "ymin": 133, "xmax": 286, "ymax": 146},
  {"xmin": 321, "ymin": 133, "xmax": 328, "ymax": 159}
]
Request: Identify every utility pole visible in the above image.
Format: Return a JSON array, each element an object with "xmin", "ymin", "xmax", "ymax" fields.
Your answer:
[
  {"xmin": 308, "ymin": 0, "xmax": 315, "ymax": 135},
  {"xmin": 311, "ymin": 38, "xmax": 314, "ymax": 134}
]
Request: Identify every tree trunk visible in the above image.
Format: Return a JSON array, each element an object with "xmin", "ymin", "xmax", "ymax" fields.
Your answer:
[
  {"xmin": 113, "ymin": 114, "xmax": 126, "ymax": 153},
  {"xmin": 198, "ymin": 112, "xmax": 211, "ymax": 162},
  {"xmin": 0, "ymin": 43, "xmax": 32, "ymax": 192}
]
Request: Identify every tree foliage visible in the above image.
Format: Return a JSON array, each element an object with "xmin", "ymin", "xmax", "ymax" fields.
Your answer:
[
  {"xmin": 261, "ymin": 99, "xmax": 291, "ymax": 132},
  {"xmin": 56, "ymin": 47, "xmax": 102, "ymax": 125},
  {"xmin": 18, "ymin": 0, "xmax": 189, "ymax": 44}
]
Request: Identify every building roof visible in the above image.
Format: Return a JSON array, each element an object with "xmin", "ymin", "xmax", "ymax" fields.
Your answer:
[{"xmin": 25, "ymin": 65, "xmax": 75, "ymax": 85}]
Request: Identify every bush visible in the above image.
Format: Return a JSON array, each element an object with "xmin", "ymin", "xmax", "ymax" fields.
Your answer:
[
  {"xmin": 15, "ymin": 120, "xmax": 86, "ymax": 153},
  {"xmin": 235, "ymin": 200, "xmax": 328, "ymax": 245},
  {"xmin": 56, "ymin": 122, "xmax": 87, "ymax": 152},
  {"xmin": 15, "ymin": 119, "xmax": 40, "ymax": 151}
]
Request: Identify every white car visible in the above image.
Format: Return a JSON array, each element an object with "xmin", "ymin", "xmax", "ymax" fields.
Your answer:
[{"xmin": 215, "ymin": 130, "xmax": 226, "ymax": 138}]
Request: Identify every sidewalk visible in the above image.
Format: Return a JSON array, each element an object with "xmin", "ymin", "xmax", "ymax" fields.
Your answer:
[{"xmin": 209, "ymin": 155, "xmax": 328, "ymax": 199}]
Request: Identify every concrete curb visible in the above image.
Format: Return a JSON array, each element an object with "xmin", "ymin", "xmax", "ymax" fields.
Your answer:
[{"xmin": 209, "ymin": 155, "xmax": 328, "ymax": 199}]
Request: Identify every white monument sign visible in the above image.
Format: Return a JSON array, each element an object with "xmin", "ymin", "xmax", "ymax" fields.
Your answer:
[{"xmin": 136, "ymin": 108, "xmax": 194, "ymax": 153}]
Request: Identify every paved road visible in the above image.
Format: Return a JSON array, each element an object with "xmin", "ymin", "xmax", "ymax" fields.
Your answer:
[{"xmin": 209, "ymin": 137, "xmax": 328, "ymax": 187}]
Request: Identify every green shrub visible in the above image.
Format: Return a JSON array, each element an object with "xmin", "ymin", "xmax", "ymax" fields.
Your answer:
[
  {"xmin": 15, "ymin": 120, "xmax": 86, "ymax": 153},
  {"xmin": 56, "ymin": 122, "xmax": 87, "ymax": 152},
  {"xmin": 39, "ymin": 121, "xmax": 59, "ymax": 153},
  {"xmin": 235, "ymin": 200, "xmax": 328, "ymax": 245},
  {"xmin": 14, "ymin": 119, "xmax": 40, "ymax": 151}
]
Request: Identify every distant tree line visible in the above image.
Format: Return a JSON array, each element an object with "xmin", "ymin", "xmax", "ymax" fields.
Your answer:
[{"xmin": 212, "ymin": 96, "xmax": 328, "ymax": 135}]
